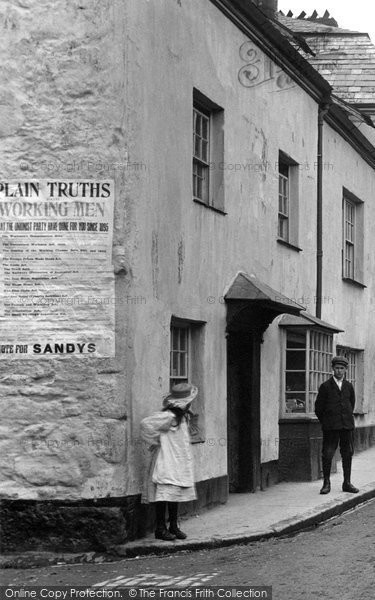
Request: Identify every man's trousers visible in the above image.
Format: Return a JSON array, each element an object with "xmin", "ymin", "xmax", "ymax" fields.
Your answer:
[{"xmin": 322, "ymin": 429, "xmax": 354, "ymax": 478}]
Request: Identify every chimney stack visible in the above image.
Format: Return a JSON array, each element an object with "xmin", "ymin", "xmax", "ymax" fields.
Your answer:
[{"xmin": 252, "ymin": 0, "xmax": 278, "ymax": 18}]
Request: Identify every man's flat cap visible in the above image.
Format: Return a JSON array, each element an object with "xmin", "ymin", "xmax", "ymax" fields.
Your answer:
[{"xmin": 332, "ymin": 355, "xmax": 348, "ymax": 367}]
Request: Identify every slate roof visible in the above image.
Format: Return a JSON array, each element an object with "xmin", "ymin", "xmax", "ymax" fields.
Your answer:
[
  {"xmin": 277, "ymin": 14, "xmax": 362, "ymax": 35},
  {"xmin": 224, "ymin": 272, "xmax": 305, "ymax": 314},
  {"xmin": 276, "ymin": 14, "xmax": 375, "ymax": 106},
  {"xmin": 278, "ymin": 312, "xmax": 344, "ymax": 333}
]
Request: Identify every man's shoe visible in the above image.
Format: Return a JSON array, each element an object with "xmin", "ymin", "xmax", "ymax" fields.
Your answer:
[
  {"xmin": 169, "ymin": 526, "xmax": 187, "ymax": 540},
  {"xmin": 155, "ymin": 528, "xmax": 176, "ymax": 541},
  {"xmin": 342, "ymin": 482, "xmax": 359, "ymax": 493},
  {"xmin": 320, "ymin": 479, "xmax": 331, "ymax": 494}
]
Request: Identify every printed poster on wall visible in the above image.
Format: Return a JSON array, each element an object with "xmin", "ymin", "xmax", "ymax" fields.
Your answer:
[{"xmin": 0, "ymin": 180, "xmax": 115, "ymax": 358}]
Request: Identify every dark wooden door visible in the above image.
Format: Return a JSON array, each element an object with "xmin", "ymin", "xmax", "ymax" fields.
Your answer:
[{"xmin": 227, "ymin": 332, "xmax": 255, "ymax": 492}]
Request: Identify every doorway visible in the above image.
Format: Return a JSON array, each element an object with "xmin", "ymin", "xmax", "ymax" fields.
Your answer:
[{"xmin": 227, "ymin": 331, "xmax": 261, "ymax": 492}]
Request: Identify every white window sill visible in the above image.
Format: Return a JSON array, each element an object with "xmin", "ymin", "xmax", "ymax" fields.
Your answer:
[
  {"xmin": 277, "ymin": 238, "xmax": 302, "ymax": 252},
  {"xmin": 193, "ymin": 197, "xmax": 227, "ymax": 215},
  {"xmin": 342, "ymin": 277, "xmax": 366, "ymax": 289}
]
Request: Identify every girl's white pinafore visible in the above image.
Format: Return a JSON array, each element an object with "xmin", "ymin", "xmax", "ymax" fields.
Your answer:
[{"xmin": 140, "ymin": 410, "xmax": 197, "ymax": 503}]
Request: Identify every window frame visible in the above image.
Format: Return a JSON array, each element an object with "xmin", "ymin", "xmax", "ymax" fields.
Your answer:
[
  {"xmin": 192, "ymin": 89, "xmax": 225, "ymax": 213},
  {"xmin": 170, "ymin": 323, "xmax": 191, "ymax": 386},
  {"xmin": 343, "ymin": 196, "xmax": 355, "ymax": 280},
  {"xmin": 170, "ymin": 317, "xmax": 206, "ymax": 442},
  {"xmin": 281, "ymin": 327, "xmax": 334, "ymax": 418},
  {"xmin": 193, "ymin": 106, "xmax": 210, "ymax": 206},
  {"xmin": 278, "ymin": 162, "xmax": 290, "ymax": 242},
  {"xmin": 342, "ymin": 188, "xmax": 365, "ymax": 286},
  {"xmin": 277, "ymin": 151, "xmax": 300, "ymax": 250}
]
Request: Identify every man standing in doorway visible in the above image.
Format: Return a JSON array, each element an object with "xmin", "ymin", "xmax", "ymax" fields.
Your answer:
[{"xmin": 315, "ymin": 356, "xmax": 359, "ymax": 495}]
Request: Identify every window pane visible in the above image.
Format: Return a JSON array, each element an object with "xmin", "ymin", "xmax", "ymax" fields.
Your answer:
[
  {"xmin": 195, "ymin": 136, "xmax": 201, "ymax": 158},
  {"xmin": 172, "ymin": 351, "xmax": 179, "ymax": 376},
  {"xmin": 286, "ymin": 350, "xmax": 306, "ymax": 370},
  {"xmin": 171, "ymin": 328, "xmax": 179, "ymax": 350},
  {"xmin": 179, "ymin": 352, "xmax": 187, "ymax": 377},
  {"xmin": 194, "ymin": 176, "xmax": 199, "ymax": 198},
  {"xmin": 287, "ymin": 332, "xmax": 306, "ymax": 349},
  {"xmin": 279, "ymin": 161, "xmax": 289, "ymax": 177},
  {"xmin": 193, "ymin": 161, "xmax": 208, "ymax": 203},
  {"xmin": 278, "ymin": 216, "xmax": 288, "ymax": 240},
  {"xmin": 196, "ymin": 175, "xmax": 202, "ymax": 199},
  {"xmin": 201, "ymin": 140, "xmax": 208, "ymax": 162},
  {"xmin": 345, "ymin": 243, "xmax": 354, "ymax": 278},
  {"xmin": 195, "ymin": 112, "xmax": 201, "ymax": 135},
  {"xmin": 179, "ymin": 329, "xmax": 187, "ymax": 351},
  {"xmin": 284, "ymin": 178, "xmax": 289, "ymax": 196},
  {"xmin": 202, "ymin": 116, "xmax": 208, "ymax": 139},
  {"xmin": 286, "ymin": 393, "xmax": 306, "ymax": 412},
  {"xmin": 286, "ymin": 371, "xmax": 306, "ymax": 391}
]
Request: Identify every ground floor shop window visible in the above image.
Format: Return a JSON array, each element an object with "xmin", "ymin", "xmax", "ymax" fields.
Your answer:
[{"xmin": 284, "ymin": 328, "xmax": 333, "ymax": 415}]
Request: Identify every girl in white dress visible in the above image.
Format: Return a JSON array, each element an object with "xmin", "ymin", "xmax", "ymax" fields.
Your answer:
[{"xmin": 140, "ymin": 383, "xmax": 198, "ymax": 540}]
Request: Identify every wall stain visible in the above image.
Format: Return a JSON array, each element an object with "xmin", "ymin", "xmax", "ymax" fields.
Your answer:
[
  {"xmin": 250, "ymin": 122, "xmax": 268, "ymax": 164},
  {"xmin": 177, "ymin": 239, "xmax": 184, "ymax": 284},
  {"xmin": 151, "ymin": 231, "xmax": 159, "ymax": 298}
]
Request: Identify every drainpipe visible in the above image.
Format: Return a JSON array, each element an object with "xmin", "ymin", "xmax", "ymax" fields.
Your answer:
[{"xmin": 316, "ymin": 100, "xmax": 331, "ymax": 319}]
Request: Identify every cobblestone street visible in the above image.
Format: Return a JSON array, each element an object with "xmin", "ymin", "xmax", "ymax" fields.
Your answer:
[{"xmin": 3, "ymin": 499, "xmax": 375, "ymax": 600}]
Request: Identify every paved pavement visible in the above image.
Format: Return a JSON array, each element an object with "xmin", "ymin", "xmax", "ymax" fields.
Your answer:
[
  {"xmin": 115, "ymin": 445, "xmax": 375, "ymax": 557},
  {"xmin": 1, "ymin": 446, "xmax": 375, "ymax": 568}
]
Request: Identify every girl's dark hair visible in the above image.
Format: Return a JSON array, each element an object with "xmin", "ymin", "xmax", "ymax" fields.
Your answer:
[{"xmin": 163, "ymin": 405, "xmax": 186, "ymax": 426}]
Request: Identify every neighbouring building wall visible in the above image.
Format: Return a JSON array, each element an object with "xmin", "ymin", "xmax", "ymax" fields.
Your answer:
[{"xmin": 321, "ymin": 122, "xmax": 375, "ymax": 429}]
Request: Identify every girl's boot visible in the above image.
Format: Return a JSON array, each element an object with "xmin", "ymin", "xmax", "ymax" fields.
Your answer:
[
  {"xmin": 155, "ymin": 502, "xmax": 176, "ymax": 540},
  {"xmin": 168, "ymin": 502, "xmax": 187, "ymax": 539}
]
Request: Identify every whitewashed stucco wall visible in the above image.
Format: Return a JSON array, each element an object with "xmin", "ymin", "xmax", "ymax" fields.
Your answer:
[
  {"xmin": 321, "ymin": 122, "xmax": 375, "ymax": 425},
  {"xmin": 126, "ymin": 0, "xmax": 321, "ymax": 480}
]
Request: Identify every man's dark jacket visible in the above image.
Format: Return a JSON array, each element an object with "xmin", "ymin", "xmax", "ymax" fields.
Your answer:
[{"xmin": 315, "ymin": 377, "xmax": 355, "ymax": 431}]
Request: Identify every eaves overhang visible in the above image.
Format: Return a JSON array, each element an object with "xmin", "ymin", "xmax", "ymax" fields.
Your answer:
[
  {"xmin": 326, "ymin": 99, "xmax": 375, "ymax": 170},
  {"xmin": 332, "ymin": 97, "xmax": 374, "ymax": 129},
  {"xmin": 209, "ymin": 0, "xmax": 332, "ymax": 103}
]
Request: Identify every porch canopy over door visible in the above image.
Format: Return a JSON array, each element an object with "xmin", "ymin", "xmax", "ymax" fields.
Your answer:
[
  {"xmin": 225, "ymin": 272, "xmax": 305, "ymax": 333},
  {"xmin": 224, "ymin": 272, "xmax": 305, "ymax": 492}
]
